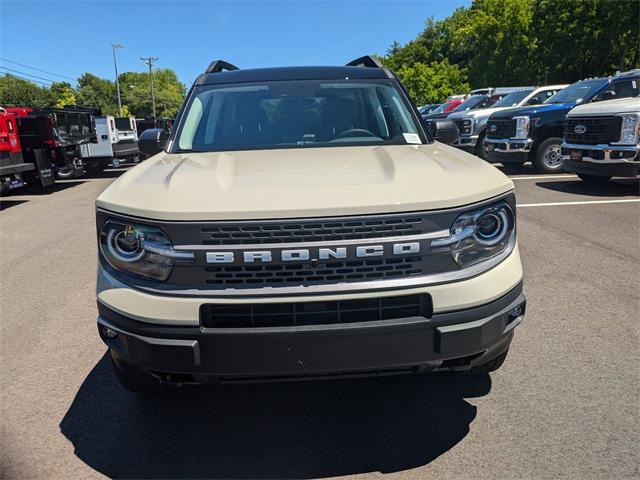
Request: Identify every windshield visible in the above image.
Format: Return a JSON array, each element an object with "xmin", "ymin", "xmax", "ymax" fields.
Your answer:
[
  {"xmin": 451, "ymin": 95, "xmax": 486, "ymax": 112},
  {"xmin": 545, "ymin": 79, "xmax": 604, "ymax": 104},
  {"xmin": 174, "ymin": 80, "xmax": 424, "ymax": 152},
  {"xmin": 493, "ymin": 89, "xmax": 534, "ymax": 107}
]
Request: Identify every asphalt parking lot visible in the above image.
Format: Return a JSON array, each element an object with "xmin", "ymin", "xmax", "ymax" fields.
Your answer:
[{"xmin": 1, "ymin": 165, "xmax": 638, "ymax": 479}]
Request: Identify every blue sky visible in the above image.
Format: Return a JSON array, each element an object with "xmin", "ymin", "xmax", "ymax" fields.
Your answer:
[{"xmin": 1, "ymin": 0, "xmax": 469, "ymax": 87}]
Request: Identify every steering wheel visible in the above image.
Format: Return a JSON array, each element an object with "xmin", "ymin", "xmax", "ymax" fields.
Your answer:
[{"xmin": 334, "ymin": 128, "xmax": 379, "ymax": 139}]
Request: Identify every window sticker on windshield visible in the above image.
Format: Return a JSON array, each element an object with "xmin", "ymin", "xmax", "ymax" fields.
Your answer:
[{"xmin": 403, "ymin": 133, "xmax": 422, "ymax": 144}]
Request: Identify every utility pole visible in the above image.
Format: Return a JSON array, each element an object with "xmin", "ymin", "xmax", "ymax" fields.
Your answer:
[
  {"xmin": 112, "ymin": 44, "xmax": 124, "ymax": 117},
  {"xmin": 140, "ymin": 56, "xmax": 159, "ymax": 118}
]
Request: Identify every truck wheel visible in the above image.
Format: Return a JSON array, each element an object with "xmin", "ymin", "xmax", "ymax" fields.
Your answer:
[
  {"xmin": 578, "ymin": 173, "xmax": 611, "ymax": 184},
  {"xmin": 474, "ymin": 132, "xmax": 487, "ymax": 160},
  {"xmin": 110, "ymin": 353, "xmax": 164, "ymax": 394},
  {"xmin": 533, "ymin": 137, "xmax": 563, "ymax": 173},
  {"xmin": 467, "ymin": 350, "xmax": 509, "ymax": 374}
]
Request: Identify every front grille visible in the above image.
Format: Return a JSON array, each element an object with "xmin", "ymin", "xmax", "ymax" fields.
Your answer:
[
  {"xmin": 202, "ymin": 256, "xmax": 424, "ymax": 287},
  {"xmin": 200, "ymin": 293, "xmax": 432, "ymax": 328},
  {"xmin": 200, "ymin": 216, "xmax": 425, "ymax": 245},
  {"xmin": 486, "ymin": 118, "xmax": 516, "ymax": 139},
  {"xmin": 564, "ymin": 116, "xmax": 622, "ymax": 144},
  {"xmin": 454, "ymin": 120, "xmax": 467, "ymax": 136}
]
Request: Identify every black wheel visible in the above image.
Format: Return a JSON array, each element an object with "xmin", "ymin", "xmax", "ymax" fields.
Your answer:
[
  {"xmin": 474, "ymin": 131, "xmax": 487, "ymax": 160},
  {"xmin": 110, "ymin": 352, "xmax": 164, "ymax": 394},
  {"xmin": 467, "ymin": 350, "xmax": 509, "ymax": 374},
  {"xmin": 578, "ymin": 173, "xmax": 611, "ymax": 183},
  {"xmin": 500, "ymin": 162, "xmax": 526, "ymax": 174},
  {"xmin": 532, "ymin": 137, "xmax": 563, "ymax": 173}
]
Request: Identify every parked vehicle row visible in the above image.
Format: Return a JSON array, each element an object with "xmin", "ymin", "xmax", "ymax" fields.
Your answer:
[
  {"xmin": 423, "ymin": 70, "xmax": 639, "ymax": 181},
  {"xmin": 0, "ymin": 105, "xmax": 175, "ymax": 194},
  {"xmin": 484, "ymin": 70, "xmax": 640, "ymax": 174}
]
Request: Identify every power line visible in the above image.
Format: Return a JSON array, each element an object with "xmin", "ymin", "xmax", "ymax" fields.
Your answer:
[
  {"xmin": 0, "ymin": 66, "xmax": 57, "ymax": 84},
  {"xmin": 0, "ymin": 57, "xmax": 76, "ymax": 82},
  {"xmin": 0, "ymin": 72, "xmax": 52, "ymax": 86}
]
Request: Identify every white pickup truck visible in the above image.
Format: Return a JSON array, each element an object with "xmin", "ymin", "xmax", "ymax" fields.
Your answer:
[
  {"xmin": 81, "ymin": 116, "xmax": 140, "ymax": 172},
  {"xmin": 562, "ymin": 97, "xmax": 640, "ymax": 182}
]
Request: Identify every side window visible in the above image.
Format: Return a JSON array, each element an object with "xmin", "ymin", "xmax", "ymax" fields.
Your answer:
[
  {"xmin": 532, "ymin": 90, "xmax": 557, "ymax": 104},
  {"xmin": 593, "ymin": 79, "xmax": 640, "ymax": 102}
]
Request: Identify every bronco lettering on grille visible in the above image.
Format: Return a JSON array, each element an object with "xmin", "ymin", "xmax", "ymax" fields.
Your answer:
[{"xmin": 205, "ymin": 241, "xmax": 423, "ymax": 264}]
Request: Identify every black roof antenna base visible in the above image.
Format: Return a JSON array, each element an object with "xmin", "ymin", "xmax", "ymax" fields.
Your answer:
[
  {"xmin": 345, "ymin": 55, "xmax": 384, "ymax": 69},
  {"xmin": 205, "ymin": 60, "xmax": 240, "ymax": 74}
]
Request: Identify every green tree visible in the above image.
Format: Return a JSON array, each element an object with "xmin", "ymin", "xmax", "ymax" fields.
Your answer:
[
  {"xmin": 120, "ymin": 68, "xmax": 185, "ymax": 118},
  {"xmin": 450, "ymin": 0, "xmax": 535, "ymax": 87},
  {"xmin": 395, "ymin": 60, "xmax": 470, "ymax": 105},
  {"xmin": 0, "ymin": 75, "xmax": 52, "ymax": 107},
  {"xmin": 75, "ymin": 73, "xmax": 118, "ymax": 114},
  {"xmin": 532, "ymin": 0, "xmax": 640, "ymax": 83},
  {"xmin": 50, "ymin": 81, "xmax": 77, "ymax": 107}
]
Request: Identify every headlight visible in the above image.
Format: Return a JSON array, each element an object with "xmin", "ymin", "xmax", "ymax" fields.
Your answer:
[
  {"xmin": 513, "ymin": 116, "xmax": 530, "ymax": 139},
  {"xmin": 613, "ymin": 113, "xmax": 640, "ymax": 145},
  {"xmin": 461, "ymin": 118, "xmax": 475, "ymax": 136},
  {"xmin": 431, "ymin": 202, "xmax": 515, "ymax": 267},
  {"xmin": 99, "ymin": 220, "xmax": 193, "ymax": 281}
]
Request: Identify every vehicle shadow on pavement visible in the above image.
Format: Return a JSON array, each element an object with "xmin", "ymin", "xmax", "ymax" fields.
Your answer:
[
  {"xmin": 3, "ymin": 180, "xmax": 87, "ymax": 197},
  {"xmin": 60, "ymin": 353, "xmax": 491, "ymax": 479},
  {"xmin": 535, "ymin": 178, "xmax": 640, "ymax": 197},
  {"xmin": 0, "ymin": 199, "xmax": 28, "ymax": 211}
]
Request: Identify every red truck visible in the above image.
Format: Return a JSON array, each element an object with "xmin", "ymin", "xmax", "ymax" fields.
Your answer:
[
  {"xmin": 0, "ymin": 108, "xmax": 36, "ymax": 194},
  {"xmin": 7, "ymin": 106, "xmax": 96, "ymax": 180}
]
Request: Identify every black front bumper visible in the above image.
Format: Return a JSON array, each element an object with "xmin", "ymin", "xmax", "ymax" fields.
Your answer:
[
  {"xmin": 98, "ymin": 283, "xmax": 525, "ymax": 383},
  {"xmin": 564, "ymin": 159, "xmax": 640, "ymax": 178}
]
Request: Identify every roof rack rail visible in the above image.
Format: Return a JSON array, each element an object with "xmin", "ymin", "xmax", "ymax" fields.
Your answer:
[
  {"xmin": 346, "ymin": 55, "xmax": 384, "ymax": 69},
  {"xmin": 205, "ymin": 60, "xmax": 240, "ymax": 74}
]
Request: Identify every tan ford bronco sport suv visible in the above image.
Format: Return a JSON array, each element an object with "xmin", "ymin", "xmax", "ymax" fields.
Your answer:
[{"xmin": 95, "ymin": 57, "xmax": 526, "ymax": 392}]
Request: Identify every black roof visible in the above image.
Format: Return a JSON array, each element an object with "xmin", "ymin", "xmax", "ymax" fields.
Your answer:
[{"xmin": 196, "ymin": 65, "xmax": 393, "ymax": 86}]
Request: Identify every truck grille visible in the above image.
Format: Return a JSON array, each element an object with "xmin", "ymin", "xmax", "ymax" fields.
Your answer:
[
  {"xmin": 564, "ymin": 116, "xmax": 622, "ymax": 144},
  {"xmin": 201, "ymin": 256, "xmax": 424, "ymax": 287},
  {"xmin": 486, "ymin": 118, "xmax": 516, "ymax": 139},
  {"xmin": 200, "ymin": 216, "xmax": 425, "ymax": 245},
  {"xmin": 200, "ymin": 293, "xmax": 432, "ymax": 328}
]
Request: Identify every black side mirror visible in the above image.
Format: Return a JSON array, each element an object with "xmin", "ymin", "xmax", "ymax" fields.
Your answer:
[
  {"xmin": 526, "ymin": 98, "xmax": 540, "ymax": 106},
  {"xmin": 430, "ymin": 119, "xmax": 459, "ymax": 144},
  {"xmin": 138, "ymin": 128, "xmax": 168, "ymax": 157}
]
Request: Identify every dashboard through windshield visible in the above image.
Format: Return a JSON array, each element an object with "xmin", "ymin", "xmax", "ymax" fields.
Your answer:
[{"xmin": 173, "ymin": 79, "xmax": 426, "ymax": 152}]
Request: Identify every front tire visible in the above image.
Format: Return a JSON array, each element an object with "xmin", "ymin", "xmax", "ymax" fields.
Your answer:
[
  {"xmin": 474, "ymin": 131, "xmax": 487, "ymax": 160},
  {"xmin": 577, "ymin": 173, "xmax": 612, "ymax": 183},
  {"xmin": 533, "ymin": 137, "xmax": 564, "ymax": 173}
]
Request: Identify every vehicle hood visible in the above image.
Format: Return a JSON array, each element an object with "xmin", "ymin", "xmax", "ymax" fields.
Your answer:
[
  {"xmin": 96, "ymin": 144, "xmax": 513, "ymax": 221},
  {"xmin": 567, "ymin": 97, "xmax": 640, "ymax": 116},
  {"xmin": 448, "ymin": 106, "xmax": 510, "ymax": 121},
  {"xmin": 493, "ymin": 102, "xmax": 576, "ymax": 118}
]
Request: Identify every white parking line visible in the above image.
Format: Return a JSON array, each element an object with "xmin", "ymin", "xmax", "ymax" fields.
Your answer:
[
  {"xmin": 517, "ymin": 199, "xmax": 640, "ymax": 207},
  {"xmin": 509, "ymin": 174, "xmax": 577, "ymax": 180}
]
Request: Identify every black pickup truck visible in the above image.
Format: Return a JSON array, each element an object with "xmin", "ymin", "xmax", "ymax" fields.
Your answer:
[
  {"xmin": 484, "ymin": 70, "xmax": 640, "ymax": 173},
  {"xmin": 10, "ymin": 106, "xmax": 97, "ymax": 179}
]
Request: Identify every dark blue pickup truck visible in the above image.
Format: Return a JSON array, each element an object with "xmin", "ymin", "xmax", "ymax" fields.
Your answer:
[{"xmin": 484, "ymin": 70, "xmax": 640, "ymax": 173}]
